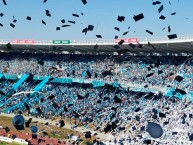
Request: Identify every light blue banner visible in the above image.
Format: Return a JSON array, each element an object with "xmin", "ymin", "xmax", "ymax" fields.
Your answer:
[{"xmin": 92, "ymin": 80, "xmax": 105, "ymax": 87}]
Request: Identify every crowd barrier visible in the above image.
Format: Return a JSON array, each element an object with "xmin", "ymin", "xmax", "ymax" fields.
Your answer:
[
  {"xmin": 0, "ymin": 136, "xmax": 12, "ymax": 143},
  {"xmin": 0, "ymin": 136, "xmax": 28, "ymax": 144}
]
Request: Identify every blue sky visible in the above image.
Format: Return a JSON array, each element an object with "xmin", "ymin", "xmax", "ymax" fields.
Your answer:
[{"xmin": 0, "ymin": 0, "xmax": 193, "ymax": 40}]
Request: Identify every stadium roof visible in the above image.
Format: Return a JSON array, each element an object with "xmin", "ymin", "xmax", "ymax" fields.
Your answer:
[{"xmin": 0, "ymin": 34, "xmax": 193, "ymax": 55}]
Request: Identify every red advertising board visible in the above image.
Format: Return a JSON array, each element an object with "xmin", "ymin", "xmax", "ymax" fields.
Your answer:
[
  {"xmin": 115, "ymin": 38, "xmax": 138, "ymax": 43},
  {"xmin": 11, "ymin": 40, "xmax": 35, "ymax": 44}
]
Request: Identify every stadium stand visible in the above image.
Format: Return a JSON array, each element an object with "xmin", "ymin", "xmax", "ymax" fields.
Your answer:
[
  {"xmin": 1, "ymin": 0, "xmax": 193, "ymax": 144},
  {"xmin": 0, "ymin": 52, "xmax": 193, "ymax": 144}
]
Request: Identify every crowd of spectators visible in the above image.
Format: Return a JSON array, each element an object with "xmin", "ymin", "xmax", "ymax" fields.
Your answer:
[
  {"xmin": 0, "ymin": 52, "xmax": 193, "ymax": 144},
  {"xmin": 0, "ymin": 53, "xmax": 193, "ymax": 91}
]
